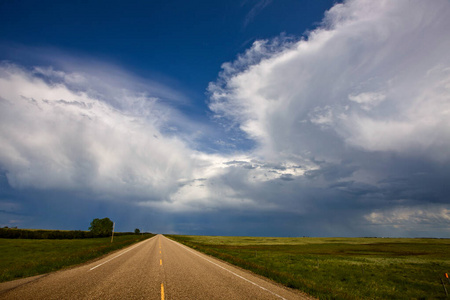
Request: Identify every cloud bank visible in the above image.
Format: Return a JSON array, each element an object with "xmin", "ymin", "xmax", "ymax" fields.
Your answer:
[
  {"xmin": 1, "ymin": 0, "xmax": 450, "ymax": 236},
  {"xmin": 0, "ymin": 62, "xmax": 294, "ymax": 214},
  {"xmin": 0, "ymin": 63, "xmax": 194, "ymax": 201}
]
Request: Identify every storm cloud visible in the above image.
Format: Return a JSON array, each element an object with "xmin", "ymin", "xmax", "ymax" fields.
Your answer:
[{"xmin": 208, "ymin": 0, "xmax": 450, "ymax": 236}]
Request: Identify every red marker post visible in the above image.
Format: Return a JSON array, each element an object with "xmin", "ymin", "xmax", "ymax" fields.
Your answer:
[{"xmin": 441, "ymin": 273, "xmax": 449, "ymax": 297}]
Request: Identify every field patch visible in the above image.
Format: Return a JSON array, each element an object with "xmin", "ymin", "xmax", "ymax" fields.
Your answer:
[
  {"xmin": 167, "ymin": 235, "xmax": 450, "ymax": 299},
  {"xmin": 0, "ymin": 234, "xmax": 154, "ymax": 282}
]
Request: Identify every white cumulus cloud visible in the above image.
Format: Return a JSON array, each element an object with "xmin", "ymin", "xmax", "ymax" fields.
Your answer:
[{"xmin": 209, "ymin": 0, "xmax": 450, "ymax": 162}]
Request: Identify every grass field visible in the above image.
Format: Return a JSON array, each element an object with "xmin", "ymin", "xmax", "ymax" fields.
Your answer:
[
  {"xmin": 0, "ymin": 234, "xmax": 154, "ymax": 283},
  {"xmin": 167, "ymin": 235, "xmax": 450, "ymax": 300}
]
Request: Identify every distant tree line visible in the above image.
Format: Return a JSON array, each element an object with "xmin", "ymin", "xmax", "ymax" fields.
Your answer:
[
  {"xmin": 0, "ymin": 228, "xmax": 143, "ymax": 239},
  {"xmin": 0, "ymin": 218, "xmax": 148, "ymax": 239}
]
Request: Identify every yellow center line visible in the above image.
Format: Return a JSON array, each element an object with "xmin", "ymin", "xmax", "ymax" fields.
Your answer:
[
  {"xmin": 160, "ymin": 259, "xmax": 162, "ymax": 265},
  {"xmin": 161, "ymin": 283, "xmax": 165, "ymax": 300}
]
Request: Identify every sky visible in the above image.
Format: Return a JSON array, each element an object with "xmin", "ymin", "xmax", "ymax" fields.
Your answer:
[{"xmin": 0, "ymin": 0, "xmax": 449, "ymax": 237}]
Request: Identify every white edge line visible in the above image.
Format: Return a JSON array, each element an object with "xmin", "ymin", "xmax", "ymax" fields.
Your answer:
[
  {"xmin": 165, "ymin": 236, "xmax": 287, "ymax": 300},
  {"xmin": 89, "ymin": 236, "xmax": 155, "ymax": 271}
]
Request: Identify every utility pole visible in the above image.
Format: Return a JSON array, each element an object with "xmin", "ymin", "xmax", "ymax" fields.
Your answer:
[{"xmin": 111, "ymin": 222, "xmax": 115, "ymax": 243}]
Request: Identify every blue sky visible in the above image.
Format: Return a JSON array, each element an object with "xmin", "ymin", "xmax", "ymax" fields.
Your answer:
[{"xmin": 1, "ymin": 0, "xmax": 449, "ymax": 237}]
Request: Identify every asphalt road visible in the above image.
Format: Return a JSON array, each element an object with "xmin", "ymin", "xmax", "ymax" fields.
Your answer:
[{"xmin": 0, "ymin": 235, "xmax": 312, "ymax": 299}]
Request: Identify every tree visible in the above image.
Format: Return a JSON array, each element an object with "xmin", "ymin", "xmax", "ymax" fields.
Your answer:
[
  {"xmin": 89, "ymin": 218, "xmax": 113, "ymax": 237},
  {"xmin": 134, "ymin": 228, "xmax": 140, "ymax": 234}
]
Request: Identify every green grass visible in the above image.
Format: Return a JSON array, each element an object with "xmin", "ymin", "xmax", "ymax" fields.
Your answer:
[
  {"xmin": 0, "ymin": 234, "xmax": 154, "ymax": 283},
  {"xmin": 166, "ymin": 235, "xmax": 450, "ymax": 300}
]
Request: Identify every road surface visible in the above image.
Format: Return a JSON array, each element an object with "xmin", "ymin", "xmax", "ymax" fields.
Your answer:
[{"xmin": 0, "ymin": 235, "xmax": 312, "ymax": 299}]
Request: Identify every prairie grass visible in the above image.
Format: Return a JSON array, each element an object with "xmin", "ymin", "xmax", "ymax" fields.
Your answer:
[
  {"xmin": 0, "ymin": 234, "xmax": 154, "ymax": 282},
  {"xmin": 167, "ymin": 235, "xmax": 450, "ymax": 299}
]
